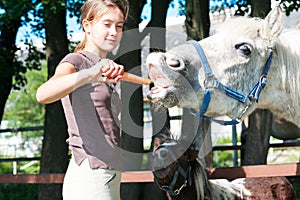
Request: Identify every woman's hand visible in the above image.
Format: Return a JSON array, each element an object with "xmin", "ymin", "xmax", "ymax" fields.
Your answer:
[{"xmin": 89, "ymin": 59, "xmax": 124, "ymax": 83}]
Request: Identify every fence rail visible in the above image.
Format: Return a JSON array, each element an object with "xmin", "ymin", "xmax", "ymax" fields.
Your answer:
[
  {"xmin": 0, "ymin": 126, "xmax": 299, "ymax": 184},
  {"xmin": 1, "ymin": 141, "xmax": 299, "ymax": 163},
  {"xmin": 212, "ymin": 140, "xmax": 300, "ymax": 151},
  {"xmin": 0, "ymin": 163, "xmax": 299, "ymax": 184},
  {"xmin": 0, "ymin": 126, "xmax": 43, "ymax": 133}
]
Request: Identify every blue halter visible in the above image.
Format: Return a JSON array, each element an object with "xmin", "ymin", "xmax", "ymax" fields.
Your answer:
[{"xmin": 187, "ymin": 40, "xmax": 273, "ymax": 125}]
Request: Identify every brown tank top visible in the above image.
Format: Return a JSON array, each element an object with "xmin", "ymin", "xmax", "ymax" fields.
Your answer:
[{"xmin": 60, "ymin": 50, "xmax": 122, "ymax": 170}]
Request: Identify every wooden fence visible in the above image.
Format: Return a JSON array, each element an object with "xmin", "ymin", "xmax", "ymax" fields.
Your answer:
[
  {"xmin": 0, "ymin": 126, "xmax": 299, "ymax": 184},
  {"xmin": 0, "ymin": 163, "xmax": 299, "ymax": 184}
]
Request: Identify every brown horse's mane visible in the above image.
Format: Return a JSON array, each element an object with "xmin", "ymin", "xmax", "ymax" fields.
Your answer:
[{"xmin": 192, "ymin": 158, "xmax": 211, "ymax": 199}]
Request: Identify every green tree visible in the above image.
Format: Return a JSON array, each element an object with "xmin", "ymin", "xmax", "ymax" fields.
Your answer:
[
  {"xmin": 185, "ymin": 0, "xmax": 210, "ymax": 41},
  {"xmin": 37, "ymin": 0, "xmax": 73, "ymax": 199},
  {"xmin": 182, "ymin": 0, "xmax": 213, "ymax": 168},
  {"xmin": 2, "ymin": 64, "xmax": 47, "ymax": 162},
  {"xmin": 117, "ymin": 1, "xmax": 147, "ymax": 199},
  {"xmin": 0, "ymin": 0, "xmax": 42, "ymax": 123},
  {"xmin": 249, "ymin": 0, "xmax": 271, "ymax": 17},
  {"xmin": 3, "ymin": 63, "xmax": 47, "ymax": 127},
  {"xmin": 277, "ymin": 0, "xmax": 300, "ymax": 15},
  {"xmin": 145, "ymin": 1, "xmax": 173, "ymax": 199}
]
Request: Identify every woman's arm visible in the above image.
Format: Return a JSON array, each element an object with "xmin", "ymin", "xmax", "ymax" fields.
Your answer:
[
  {"xmin": 36, "ymin": 63, "xmax": 87, "ymax": 104},
  {"xmin": 36, "ymin": 60, "xmax": 124, "ymax": 104}
]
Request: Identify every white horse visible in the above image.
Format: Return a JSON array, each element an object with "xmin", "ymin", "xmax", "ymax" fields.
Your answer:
[{"xmin": 146, "ymin": 6, "xmax": 300, "ymax": 129}]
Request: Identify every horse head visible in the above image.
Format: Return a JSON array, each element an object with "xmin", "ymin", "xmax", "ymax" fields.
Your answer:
[
  {"xmin": 147, "ymin": 6, "xmax": 285, "ymax": 124},
  {"xmin": 152, "ymin": 134, "xmax": 199, "ymax": 196}
]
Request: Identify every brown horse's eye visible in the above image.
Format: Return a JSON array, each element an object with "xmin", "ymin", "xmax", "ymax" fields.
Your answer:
[{"xmin": 235, "ymin": 43, "xmax": 252, "ymax": 56}]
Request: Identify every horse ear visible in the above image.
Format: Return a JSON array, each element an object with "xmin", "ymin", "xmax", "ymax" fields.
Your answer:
[{"xmin": 261, "ymin": 4, "xmax": 283, "ymax": 48}]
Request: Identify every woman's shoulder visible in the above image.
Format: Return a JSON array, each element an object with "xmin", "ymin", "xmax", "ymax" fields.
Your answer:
[
  {"xmin": 60, "ymin": 52, "xmax": 84, "ymax": 64},
  {"xmin": 60, "ymin": 51, "xmax": 91, "ymax": 71}
]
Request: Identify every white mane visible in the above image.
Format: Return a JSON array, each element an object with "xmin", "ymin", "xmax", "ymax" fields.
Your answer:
[
  {"xmin": 193, "ymin": 159, "xmax": 208, "ymax": 199},
  {"xmin": 275, "ymin": 29, "xmax": 300, "ymax": 115}
]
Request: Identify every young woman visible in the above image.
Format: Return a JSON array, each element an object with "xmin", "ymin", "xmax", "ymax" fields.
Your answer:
[{"xmin": 36, "ymin": 0, "xmax": 129, "ymax": 199}]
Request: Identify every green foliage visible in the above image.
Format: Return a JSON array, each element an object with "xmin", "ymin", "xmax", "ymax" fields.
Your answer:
[
  {"xmin": 213, "ymin": 150, "xmax": 236, "ymax": 167},
  {"xmin": 276, "ymin": 0, "xmax": 300, "ymax": 15},
  {"xmin": 289, "ymin": 177, "xmax": 300, "ymax": 198},
  {"xmin": 210, "ymin": 0, "xmax": 248, "ymax": 15},
  {"xmin": 67, "ymin": 0, "xmax": 85, "ymax": 22},
  {"xmin": 177, "ymin": 0, "xmax": 186, "ymax": 16},
  {"xmin": 3, "ymin": 63, "xmax": 47, "ymax": 127},
  {"xmin": 0, "ymin": 0, "xmax": 35, "ymax": 25},
  {"xmin": 0, "ymin": 184, "xmax": 38, "ymax": 200},
  {"xmin": 12, "ymin": 41, "xmax": 45, "ymax": 90},
  {"xmin": 0, "ymin": 0, "xmax": 82, "ymax": 92},
  {"xmin": 0, "ymin": 160, "xmax": 40, "ymax": 174},
  {"xmin": 0, "ymin": 162, "xmax": 14, "ymax": 174},
  {"xmin": 209, "ymin": 0, "xmax": 300, "ymax": 16},
  {"xmin": 2, "ymin": 62, "xmax": 46, "ymax": 159},
  {"xmin": 213, "ymin": 136, "xmax": 240, "ymax": 167},
  {"xmin": 18, "ymin": 161, "xmax": 40, "ymax": 174},
  {"xmin": 1, "ymin": 58, "xmax": 46, "ymax": 182},
  {"xmin": 0, "ymin": 0, "xmax": 45, "ymax": 90},
  {"xmin": 141, "ymin": 154, "xmax": 149, "ymax": 170}
]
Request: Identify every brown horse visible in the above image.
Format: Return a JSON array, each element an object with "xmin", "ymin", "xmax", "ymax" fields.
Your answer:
[{"xmin": 152, "ymin": 134, "xmax": 296, "ymax": 200}]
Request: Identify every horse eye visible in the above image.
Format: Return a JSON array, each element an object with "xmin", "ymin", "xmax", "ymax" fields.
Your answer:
[{"xmin": 235, "ymin": 43, "xmax": 252, "ymax": 56}]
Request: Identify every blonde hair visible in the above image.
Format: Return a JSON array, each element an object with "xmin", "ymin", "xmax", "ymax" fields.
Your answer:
[{"xmin": 74, "ymin": 0, "xmax": 129, "ymax": 52}]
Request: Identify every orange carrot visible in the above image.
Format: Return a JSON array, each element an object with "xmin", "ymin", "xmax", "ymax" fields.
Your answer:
[{"xmin": 121, "ymin": 72, "xmax": 152, "ymax": 85}]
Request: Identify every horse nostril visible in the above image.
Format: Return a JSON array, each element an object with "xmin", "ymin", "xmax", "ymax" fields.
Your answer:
[
  {"xmin": 168, "ymin": 59, "xmax": 181, "ymax": 68},
  {"xmin": 147, "ymin": 92, "xmax": 153, "ymax": 100},
  {"xmin": 165, "ymin": 55, "xmax": 185, "ymax": 71}
]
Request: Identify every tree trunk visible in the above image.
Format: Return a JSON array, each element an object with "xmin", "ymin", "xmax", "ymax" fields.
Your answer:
[
  {"xmin": 142, "ymin": 1, "xmax": 173, "ymax": 199},
  {"xmin": 184, "ymin": 0, "xmax": 212, "ymax": 167},
  {"xmin": 118, "ymin": 0, "xmax": 146, "ymax": 199},
  {"xmin": 242, "ymin": 109, "xmax": 272, "ymax": 165},
  {"xmin": 0, "ymin": 11, "xmax": 21, "ymax": 123},
  {"xmin": 241, "ymin": 0, "xmax": 271, "ymax": 166},
  {"xmin": 149, "ymin": 0, "xmax": 172, "ymax": 136},
  {"xmin": 38, "ymin": 2, "xmax": 69, "ymax": 200},
  {"xmin": 185, "ymin": 0, "xmax": 210, "ymax": 41},
  {"xmin": 249, "ymin": 0, "xmax": 271, "ymax": 18},
  {"xmin": 149, "ymin": 0, "xmax": 172, "ymax": 51}
]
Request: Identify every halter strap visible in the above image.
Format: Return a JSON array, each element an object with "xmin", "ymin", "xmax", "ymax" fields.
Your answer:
[{"xmin": 187, "ymin": 40, "xmax": 273, "ymax": 125}]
